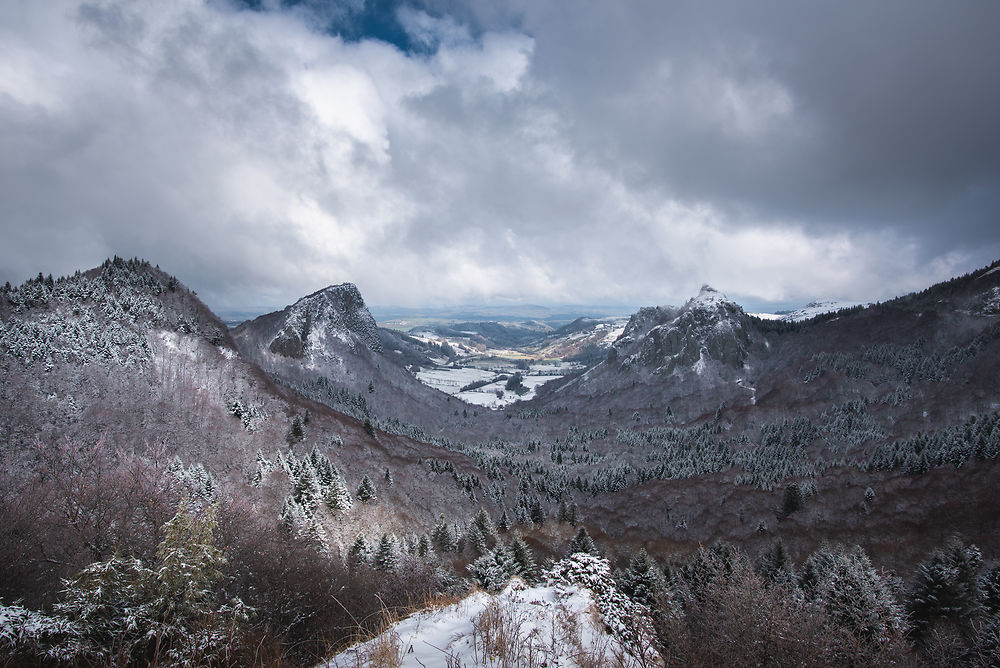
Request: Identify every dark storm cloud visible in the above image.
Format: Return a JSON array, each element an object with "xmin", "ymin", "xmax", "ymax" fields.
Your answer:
[{"xmin": 0, "ymin": 0, "xmax": 997, "ymax": 311}]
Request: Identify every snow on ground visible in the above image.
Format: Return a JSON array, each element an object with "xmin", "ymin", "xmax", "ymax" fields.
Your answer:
[
  {"xmin": 417, "ymin": 362, "xmax": 584, "ymax": 410},
  {"xmin": 779, "ymin": 300, "xmax": 864, "ymax": 322},
  {"xmin": 322, "ymin": 579, "xmax": 641, "ymax": 668},
  {"xmin": 415, "ymin": 366, "xmax": 494, "ymax": 393}
]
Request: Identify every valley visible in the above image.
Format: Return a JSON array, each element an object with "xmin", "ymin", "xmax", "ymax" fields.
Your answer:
[{"xmin": 2, "ymin": 257, "xmax": 1000, "ymax": 666}]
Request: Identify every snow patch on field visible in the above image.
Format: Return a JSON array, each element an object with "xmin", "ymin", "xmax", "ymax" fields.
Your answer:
[
  {"xmin": 780, "ymin": 300, "xmax": 864, "ymax": 322},
  {"xmin": 416, "ymin": 361, "xmax": 583, "ymax": 409},
  {"xmin": 322, "ymin": 579, "xmax": 642, "ymax": 668}
]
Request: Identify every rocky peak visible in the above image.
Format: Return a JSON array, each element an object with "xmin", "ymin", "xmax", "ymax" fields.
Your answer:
[
  {"xmin": 617, "ymin": 286, "xmax": 752, "ymax": 374},
  {"xmin": 268, "ymin": 283, "xmax": 382, "ymax": 359}
]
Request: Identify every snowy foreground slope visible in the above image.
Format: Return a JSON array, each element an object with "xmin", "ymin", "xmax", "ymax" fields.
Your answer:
[{"xmin": 324, "ymin": 555, "xmax": 658, "ymax": 668}]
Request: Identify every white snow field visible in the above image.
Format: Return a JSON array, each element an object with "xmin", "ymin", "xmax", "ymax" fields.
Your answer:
[
  {"xmin": 322, "ymin": 578, "xmax": 651, "ymax": 667},
  {"xmin": 416, "ymin": 361, "xmax": 583, "ymax": 409}
]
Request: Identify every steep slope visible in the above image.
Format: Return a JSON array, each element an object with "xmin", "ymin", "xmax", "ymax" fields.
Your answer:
[
  {"xmin": 0, "ymin": 261, "xmax": 497, "ymax": 586},
  {"xmin": 538, "ymin": 286, "xmax": 765, "ymax": 421},
  {"xmin": 231, "ymin": 283, "xmax": 469, "ymax": 439}
]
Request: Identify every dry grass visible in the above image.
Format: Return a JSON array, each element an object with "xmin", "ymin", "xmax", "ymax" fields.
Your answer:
[{"xmin": 472, "ymin": 598, "xmax": 535, "ymax": 667}]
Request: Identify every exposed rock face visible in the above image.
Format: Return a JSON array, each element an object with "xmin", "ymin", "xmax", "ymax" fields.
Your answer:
[
  {"xmin": 265, "ymin": 283, "xmax": 382, "ymax": 360},
  {"xmin": 614, "ymin": 286, "xmax": 751, "ymax": 374}
]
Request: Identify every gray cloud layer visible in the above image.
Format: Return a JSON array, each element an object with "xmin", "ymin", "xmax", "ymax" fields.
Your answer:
[{"xmin": 1, "ymin": 0, "xmax": 998, "ymax": 311}]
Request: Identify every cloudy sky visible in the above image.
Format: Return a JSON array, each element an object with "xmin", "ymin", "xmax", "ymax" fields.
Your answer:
[{"xmin": 2, "ymin": 0, "xmax": 998, "ymax": 313}]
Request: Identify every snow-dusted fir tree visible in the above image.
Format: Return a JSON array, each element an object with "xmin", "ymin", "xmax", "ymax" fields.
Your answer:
[
  {"xmin": 250, "ymin": 449, "xmax": 273, "ymax": 487},
  {"xmin": 465, "ymin": 523, "xmax": 489, "ymax": 557},
  {"xmin": 356, "ymin": 475, "xmax": 377, "ymax": 504},
  {"xmin": 323, "ymin": 466, "xmax": 353, "ymax": 512},
  {"xmin": 759, "ymin": 539, "xmax": 796, "ymax": 587},
  {"xmin": 567, "ymin": 526, "xmax": 598, "ymax": 556},
  {"xmin": 348, "ymin": 534, "xmax": 372, "ymax": 569},
  {"xmin": 508, "ymin": 536, "xmax": 537, "ymax": 582},
  {"xmin": 279, "ymin": 496, "xmax": 312, "ymax": 541},
  {"xmin": 617, "ymin": 549, "xmax": 666, "ymax": 607},
  {"xmin": 800, "ymin": 545, "xmax": 905, "ymax": 644},
  {"xmin": 417, "ymin": 533, "xmax": 431, "ymax": 558},
  {"xmin": 291, "ymin": 459, "xmax": 322, "ymax": 513},
  {"xmin": 468, "ymin": 546, "xmax": 517, "ymax": 592},
  {"xmin": 431, "ymin": 515, "xmax": 458, "ymax": 553},
  {"xmin": 372, "ymin": 534, "xmax": 399, "ymax": 572},
  {"xmin": 907, "ymin": 540, "xmax": 983, "ymax": 637}
]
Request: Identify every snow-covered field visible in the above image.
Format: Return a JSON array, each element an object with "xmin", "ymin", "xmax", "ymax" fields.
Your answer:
[
  {"xmin": 323, "ymin": 579, "xmax": 642, "ymax": 668},
  {"xmin": 416, "ymin": 361, "xmax": 583, "ymax": 409},
  {"xmin": 751, "ymin": 300, "xmax": 866, "ymax": 323}
]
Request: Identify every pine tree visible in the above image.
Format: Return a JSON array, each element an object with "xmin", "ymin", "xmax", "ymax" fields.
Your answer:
[
  {"xmin": 250, "ymin": 449, "xmax": 271, "ymax": 486},
  {"xmin": 472, "ymin": 509, "xmax": 497, "ymax": 546},
  {"xmin": 52, "ymin": 500, "xmax": 249, "ymax": 665},
  {"xmin": 618, "ymin": 549, "xmax": 665, "ymax": 605},
  {"xmin": 759, "ymin": 539, "xmax": 796, "ymax": 586},
  {"xmin": 464, "ymin": 524, "xmax": 486, "ymax": 557},
  {"xmin": 982, "ymin": 564, "xmax": 1000, "ymax": 616},
  {"xmin": 567, "ymin": 502, "xmax": 579, "ymax": 526},
  {"xmin": 54, "ymin": 556, "xmax": 153, "ymax": 663},
  {"xmin": 567, "ymin": 526, "xmax": 597, "ymax": 556},
  {"xmin": 384, "ymin": 467, "xmax": 393, "ymax": 486},
  {"xmin": 372, "ymin": 534, "xmax": 399, "ymax": 572},
  {"xmin": 356, "ymin": 475, "xmax": 377, "ymax": 504},
  {"xmin": 509, "ymin": 536, "xmax": 537, "ymax": 581},
  {"xmin": 469, "ymin": 546, "xmax": 517, "ymax": 592},
  {"xmin": 908, "ymin": 540, "xmax": 983, "ymax": 638},
  {"xmin": 324, "ymin": 466, "xmax": 353, "ymax": 512},
  {"xmin": 348, "ymin": 534, "xmax": 371, "ymax": 569},
  {"xmin": 417, "ymin": 533, "xmax": 431, "ymax": 558},
  {"xmin": 287, "ymin": 415, "xmax": 304, "ymax": 444},
  {"xmin": 431, "ymin": 515, "xmax": 457, "ymax": 553},
  {"xmin": 529, "ymin": 497, "xmax": 545, "ymax": 525},
  {"xmin": 497, "ymin": 510, "xmax": 511, "ymax": 533},
  {"xmin": 800, "ymin": 544, "xmax": 904, "ymax": 643},
  {"xmin": 292, "ymin": 461, "xmax": 322, "ymax": 513}
]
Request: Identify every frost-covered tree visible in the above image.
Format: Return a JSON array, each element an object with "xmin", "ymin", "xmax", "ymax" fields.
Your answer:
[
  {"xmin": 348, "ymin": 534, "xmax": 372, "ymax": 569},
  {"xmin": 908, "ymin": 540, "xmax": 983, "ymax": 639},
  {"xmin": 417, "ymin": 533, "xmax": 431, "ymax": 558},
  {"xmin": 617, "ymin": 549, "xmax": 666, "ymax": 610},
  {"xmin": 781, "ymin": 482, "xmax": 805, "ymax": 517},
  {"xmin": 372, "ymin": 534, "xmax": 399, "ymax": 572},
  {"xmin": 356, "ymin": 475, "xmax": 377, "ymax": 504},
  {"xmin": 759, "ymin": 539, "xmax": 796, "ymax": 587},
  {"xmin": 508, "ymin": 536, "xmax": 537, "ymax": 582},
  {"xmin": 250, "ymin": 449, "xmax": 272, "ymax": 486},
  {"xmin": 431, "ymin": 515, "xmax": 458, "ymax": 553},
  {"xmin": 800, "ymin": 544, "xmax": 904, "ymax": 644},
  {"xmin": 52, "ymin": 499, "xmax": 248, "ymax": 666},
  {"xmin": 279, "ymin": 496, "xmax": 310, "ymax": 539},
  {"xmin": 291, "ymin": 460, "xmax": 322, "ymax": 513},
  {"xmin": 566, "ymin": 526, "xmax": 598, "ymax": 556},
  {"xmin": 53, "ymin": 556, "xmax": 153, "ymax": 663},
  {"xmin": 286, "ymin": 415, "xmax": 304, "ymax": 444},
  {"xmin": 497, "ymin": 509, "xmax": 511, "ymax": 533},
  {"xmin": 465, "ymin": 524, "xmax": 488, "ymax": 557},
  {"xmin": 323, "ymin": 467, "xmax": 353, "ymax": 512},
  {"xmin": 384, "ymin": 467, "xmax": 393, "ymax": 486},
  {"xmin": 468, "ymin": 546, "xmax": 517, "ymax": 592},
  {"xmin": 472, "ymin": 508, "xmax": 498, "ymax": 542}
]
